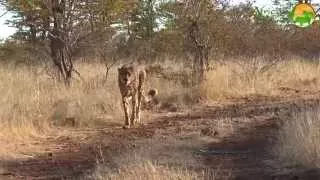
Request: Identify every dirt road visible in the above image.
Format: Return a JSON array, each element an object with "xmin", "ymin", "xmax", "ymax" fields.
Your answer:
[{"xmin": 1, "ymin": 95, "xmax": 320, "ymax": 180}]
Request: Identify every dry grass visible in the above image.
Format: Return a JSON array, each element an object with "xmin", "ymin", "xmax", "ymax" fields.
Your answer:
[
  {"xmin": 0, "ymin": 62, "xmax": 120, "ymax": 130},
  {"xmin": 146, "ymin": 59, "xmax": 199, "ymax": 106},
  {"xmin": 0, "ymin": 60, "xmax": 190, "ymax": 158},
  {"xmin": 1, "ymin": 57, "xmax": 320, "ymax": 159},
  {"xmin": 274, "ymin": 106, "xmax": 320, "ymax": 169},
  {"xmin": 91, "ymin": 161, "xmax": 198, "ymax": 180},
  {"xmin": 85, "ymin": 135, "xmax": 222, "ymax": 180},
  {"xmin": 201, "ymin": 57, "xmax": 320, "ymax": 100},
  {"xmin": 0, "ymin": 62, "xmax": 119, "ymax": 158}
]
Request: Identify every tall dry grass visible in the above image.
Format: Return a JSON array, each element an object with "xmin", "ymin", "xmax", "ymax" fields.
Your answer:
[
  {"xmin": 201, "ymin": 57, "xmax": 320, "ymax": 100},
  {"xmin": 274, "ymin": 106, "xmax": 320, "ymax": 169},
  {"xmin": 0, "ymin": 62, "xmax": 122, "ymax": 158},
  {"xmin": 0, "ymin": 60, "xmax": 193, "ymax": 158},
  {"xmin": 1, "ymin": 57, "xmax": 320, "ymax": 158},
  {"xmin": 0, "ymin": 62, "xmax": 121, "ymax": 135}
]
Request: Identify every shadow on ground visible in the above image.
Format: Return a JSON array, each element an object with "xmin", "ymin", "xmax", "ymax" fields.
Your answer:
[{"xmin": 1, "ymin": 96, "xmax": 320, "ymax": 179}]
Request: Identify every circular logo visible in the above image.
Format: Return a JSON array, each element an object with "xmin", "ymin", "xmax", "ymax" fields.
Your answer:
[{"xmin": 289, "ymin": 3, "xmax": 316, "ymax": 28}]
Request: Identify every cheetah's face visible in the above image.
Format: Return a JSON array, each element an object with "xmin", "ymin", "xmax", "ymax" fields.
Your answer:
[{"xmin": 118, "ymin": 67, "xmax": 135, "ymax": 86}]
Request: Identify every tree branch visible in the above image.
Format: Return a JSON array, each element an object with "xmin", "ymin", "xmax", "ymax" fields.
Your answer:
[{"xmin": 0, "ymin": 10, "xmax": 8, "ymax": 18}]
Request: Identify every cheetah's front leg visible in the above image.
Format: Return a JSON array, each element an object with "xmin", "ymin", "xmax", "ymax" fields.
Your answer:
[
  {"xmin": 122, "ymin": 97, "xmax": 130, "ymax": 128},
  {"xmin": 130, "ymin": 93, "xmax": 138, "ymax": 126},
  {"xmin": 136, "ymin": 89, "xmax": 143, "ymax": 124}
]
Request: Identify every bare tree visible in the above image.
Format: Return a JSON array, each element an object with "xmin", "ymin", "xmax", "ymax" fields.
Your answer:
[
  {"xmin": 181, "ymin": 0, "xmax": 223, "ymax": 82},
  {"xmin": 46, "ymin": 0, "xmax": 94, "ymax": 86}
]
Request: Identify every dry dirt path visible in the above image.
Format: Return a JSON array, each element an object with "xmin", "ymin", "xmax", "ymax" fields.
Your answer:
[{"xmin": 1, "ymin": 94, "xmax": 320, "ymax": 180}]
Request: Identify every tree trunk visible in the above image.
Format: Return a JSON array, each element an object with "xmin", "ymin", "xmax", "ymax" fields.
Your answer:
[
  {"xmin": 50, "ymin": 39, "xmax": 73, "ymax": 85},
  {"xmin": 194, "ymin": 46, "xmax": 208, "ymax": 82},
  {"xmin": 50, "ymin": 0, "xmax": 73, "ymax": 86},
  {"xmin": 189, "ymin": 21, "xmax": 210, "ymax": 83}
]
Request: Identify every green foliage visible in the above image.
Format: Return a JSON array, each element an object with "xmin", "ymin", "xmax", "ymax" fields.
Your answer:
[
  {"xmin": 100, "ymin": 0, "xmax": 138, "ymax": 23},
  {"xmin": 2, "ymin": 0, "xmax": 139, "ymax": 42},
  {"xmin": 2, "ymin": 0, "xmax": 49, "ymax": 41},
  {"xmin": 288, "ymin": 10, "xmax": 294, "ymax": 21},
  {"xmin": 271, "ymin": 0, "xmax": 296, "ymax": 24},
  {"xmin": 157, "ymin": 1, "xmax": 177, "ymax": 30},
  {"xmin": 254, "ymin": 7, "xmax": 275, "ymax": 23},
  {"xmin": 130, "ymin": 0, "xmax": 158, "ymax": 39},
  {"xmin": 126, "ymin": 0, "xmax": 178, "ymax": 40},
  {"xmin": 1, "ymin": 0, "xmax": 320, "ymax": 63}
]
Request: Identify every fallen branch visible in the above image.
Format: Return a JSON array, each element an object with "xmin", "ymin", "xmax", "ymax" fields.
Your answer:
[{"xmin": 72, "ymin": 69, "xmax": 85, "ymax": 82}]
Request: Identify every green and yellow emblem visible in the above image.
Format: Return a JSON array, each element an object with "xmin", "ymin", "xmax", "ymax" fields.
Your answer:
[{"xmin": 289, "ymin": 1, "xmax": 316, "ymax": 28}]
